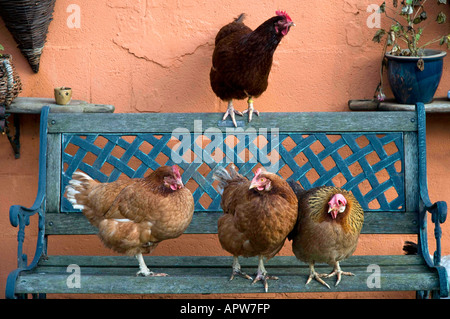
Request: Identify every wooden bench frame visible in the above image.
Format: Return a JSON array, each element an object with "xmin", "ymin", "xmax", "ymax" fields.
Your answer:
[{"xmin": 6, "ymin": 103, "xmax": 448, "ymax": 298}]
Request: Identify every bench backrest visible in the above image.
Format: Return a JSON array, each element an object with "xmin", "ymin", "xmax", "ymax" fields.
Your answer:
[{"xmin": 43, "ymin": 109, "xmax": 422, "ymax": 236}]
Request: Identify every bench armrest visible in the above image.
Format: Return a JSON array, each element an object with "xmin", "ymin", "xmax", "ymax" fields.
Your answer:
[
  {"xmin": 416, "ymin": 102, "xmax": 448, "ymax": 298},
  {"xmin": 6, "ymin": 107, "xmax": 50, "ymax": 299}
]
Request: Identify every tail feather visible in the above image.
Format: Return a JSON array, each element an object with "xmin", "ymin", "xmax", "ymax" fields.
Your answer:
[
  {"xmin": 212, "ymin": 165, "xmax": 232, "ymax": 195},
  {"xmin": 403, "ymin": 241, "xmax": 418, "ymax": 255},
  {"xmin": 287, "ymin": 180, "xmax": 304, "ymax": 198},
  {"xmin": 65, "ymin": 171, "xmax": 96, "ymax": 210},
  {"xmin": 234, "ymin": 13, "xmax": 246, "ymax": 23},
  {"xmin": 212, "ymin": 164, "xmax": 246, "ymax": 195}
]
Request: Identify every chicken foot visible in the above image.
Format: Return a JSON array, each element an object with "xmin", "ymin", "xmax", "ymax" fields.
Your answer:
[
  {"xmin": 135, "ymin": 253, "xmax": 168, "ymax": 277},
  {"xmin": 306, "ymin": 263, "xmax": 331, "ymax": 289},
  {"xmin": 229, "ymin": 256, "xmax": 253, "ymax": 281},
  {"xmin": 242, "ymin": 97, "xmax": 260, "ymax": 123},
  {"xmin": 252, "ymin": 256, "xmax": 278, "ymax": 293},
  {"xmin": 323, "ymin": 261, "xmax": 355, "ymax": 287},
  {"xmin": 223, "ymin": 100, "xmax": 243, "ymax": 128}
]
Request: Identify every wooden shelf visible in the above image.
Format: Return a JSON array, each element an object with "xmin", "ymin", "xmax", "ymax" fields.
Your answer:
[
  {"xmin": 2, "ymin": 97, "xmax": 114, "ymax": 159},
  {"xmin": 348, "ymin": 97, "xmax": 450, "ymax": 113},
  {"xmin": 5, "ymin": 97, "xmax": 115, "ymax": 114}
]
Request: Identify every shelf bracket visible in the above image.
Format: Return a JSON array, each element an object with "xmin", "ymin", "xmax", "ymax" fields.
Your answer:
[{"xmin": 1, "ymin": 104, "xmax": 21, "ymax": 159}]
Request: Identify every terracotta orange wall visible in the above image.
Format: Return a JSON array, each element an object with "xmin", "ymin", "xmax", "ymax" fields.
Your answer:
[{"xmin": 1, "ymin": 0, "xmax": 450, "ymax": 299}]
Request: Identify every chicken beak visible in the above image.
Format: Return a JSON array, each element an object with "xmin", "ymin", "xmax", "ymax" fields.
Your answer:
[
  {"xmin": 328, "ymin": 206, "xmax": 338, "ymax": 219},
  {"xmin": 177, "ymin": 179, "xmax": 184, "ymax": 189},
  {"xmin": 328, "ymin": 208, "xmax": 338, "ymax": 219},
  {"xmin": 290, "ymin": 22, "xmax": 296, "ymax": 27},
  {"xmin": 249, "ymin": 182, "xmax": 257, "ymax": 190}
]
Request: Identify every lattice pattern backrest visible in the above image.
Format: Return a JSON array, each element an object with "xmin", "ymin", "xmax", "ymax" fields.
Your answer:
[{"xmin": 61, "ymin": 131, "xmax": 404, "ymax": 212}]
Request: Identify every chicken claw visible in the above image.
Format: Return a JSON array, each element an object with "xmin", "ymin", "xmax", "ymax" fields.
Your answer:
[
  {"xmin": 252, "ymin": 272, "xmax": 278, "ymax": 293},
  {"xmin": 230, "ymin": 256, "xmax": 253, "ymax": 281},
  {"xmin": 135, "ymin": 253, "xmax": 168, "ymax": 277},
  {"xmin": 306, "ymin": 264, "xmax": 330, "ymax": 289},
  {"xmin": 223, "ymin": 100, "xmax": 243, "ymax": 127},
  {"xmin": 323, "ymin": 262, "xmax": 355, "ymax": 286},
  {"xmin": 252, "ymin": 256, "xmax": 278, "ymax": 292},
  {"xmin": 242, "ymin": 97, "xmax": 259, "ymax": 123},
  {"xmin": 136, "ymin": 269, "xmax": 168, "ymax": 277}
]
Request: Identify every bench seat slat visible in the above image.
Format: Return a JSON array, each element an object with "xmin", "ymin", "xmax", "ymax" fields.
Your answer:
[
  {"xmin": 37, "ymin": 254, "xmax": 426, "ymax": 268},
  {"xmin": 15, "ymin": 255, "xmax": 438, "ymax": 295}
]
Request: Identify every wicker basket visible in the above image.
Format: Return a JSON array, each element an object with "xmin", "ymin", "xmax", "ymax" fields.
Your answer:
[
  {"xmin": 0, "ymin": 0, "xmax": 56, "ymax": 73},
  {"xmin": 0, "ymin": 55, "xmax": 22, "ymax": 108}
]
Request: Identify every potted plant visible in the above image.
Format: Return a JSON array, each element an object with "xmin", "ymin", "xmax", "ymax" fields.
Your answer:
[{"xmin": 372, "ymin": 0, "xmax": 450, "ymax": 104}]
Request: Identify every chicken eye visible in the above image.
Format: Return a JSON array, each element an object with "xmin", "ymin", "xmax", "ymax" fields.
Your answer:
[{"xmin": 260, "ymin": 178, "xmax": 266, "ymax": 182}]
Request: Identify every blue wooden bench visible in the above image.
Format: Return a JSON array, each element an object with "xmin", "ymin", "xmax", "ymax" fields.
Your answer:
[{"xmin": 6, "ymin": 103, "xmax": 448, "ymax": 298}]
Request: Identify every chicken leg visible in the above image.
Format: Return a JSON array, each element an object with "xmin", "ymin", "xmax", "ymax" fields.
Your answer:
[
  {"xmin": 229, "ymin": 256, "xmax": 253, "ymax": 281},
  {"xmin": 242, "ymin": 96, "xmax": 259, "ymax": 123},
  {"xmin": 306, "ymin": 263, "xmax": 330, "ymax": 289},
  {"xmin": 135, "ymin": 253, "xmax": 168, "ymax": 277},
  {"xmin": 252, "ymin": 255, "xmax": 278, "ymax": 293},
  {"xmin": 223, "ymin": 100, "xmax": 243, "ymax": 128},
  {"xmin": 323, "ymin": 261, "xmax": 355, "ymax": 286}
]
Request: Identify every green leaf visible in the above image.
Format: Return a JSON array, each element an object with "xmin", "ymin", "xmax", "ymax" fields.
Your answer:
[
  {"xmin": 436, "ymin": 12, "xmax": 446, "ymax": 24},
  {"xmin": 415, "ymin": 33, "xmax": 421, "ymax": 43},
  {"xmin": 372, "ymin": 29, "xmax": 386, "ymax": 43},
  {"xmin": 437, "ymin": 0, "xmax": 447, "ymax": 4},
  {"xmin": 0, "ymin": 44, "xmax": 4, "ymax": 51},
  {"xmin": 391, "ymin": 24, "xmax": 400, "ymax": 32},
  {"xmin": 406, "ymin": 0, "xmax": 413, "ymax": 4}
]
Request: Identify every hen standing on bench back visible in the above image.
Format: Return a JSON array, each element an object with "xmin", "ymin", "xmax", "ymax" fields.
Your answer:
[
  {"xmin": 65, "ymin": 165, "xmax": 194, "ymax": 276},
  {"xmin": 210, "ymin": 11, "xmax": 295, "ymax": 127}
]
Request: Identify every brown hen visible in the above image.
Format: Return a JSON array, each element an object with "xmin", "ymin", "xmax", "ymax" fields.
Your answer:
[
  {"xmin": 65, "ymin": 165, "xmax": 194, "ymax": 276},
  {"xmin": 288, "ymin": 182, "xmax": 364, "ymax": 288},
  {"xmin": 210, "ymin": 11, "xmax": 295, "ymax": 127},
  {"xmin": 213, "ymin": 165, "xmax": 298, "ymax": 292}
]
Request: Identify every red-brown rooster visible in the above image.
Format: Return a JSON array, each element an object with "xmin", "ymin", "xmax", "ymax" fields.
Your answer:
[
  {"xmin": 210, "ymin": 11, "xmax": 295, "ymax": 127},
  {"xmin": 288, "ymin": 182, "xmax": 364, "ymax": 288},
  {"xmin": 213, "ymin": 165, "xmax": 298, "ymax": 292},
  {"xmin": 65, "ymin": 165, "xmax": 194, "ymax": 277}
]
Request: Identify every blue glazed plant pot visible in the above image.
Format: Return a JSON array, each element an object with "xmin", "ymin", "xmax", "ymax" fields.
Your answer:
[{"xmin": 386, "ymin": 49, "xmax": 446, "ymax": 104}]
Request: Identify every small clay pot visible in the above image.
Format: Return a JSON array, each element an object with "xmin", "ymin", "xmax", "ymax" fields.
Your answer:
[{"xmin": 54, "ymin": 87, "xmax": 72, "ymax": 105}]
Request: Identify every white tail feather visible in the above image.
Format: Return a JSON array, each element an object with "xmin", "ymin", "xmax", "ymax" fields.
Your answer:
[{"xmin": 65, "ymin": 171, "xmax": 93, "ymax": 210}]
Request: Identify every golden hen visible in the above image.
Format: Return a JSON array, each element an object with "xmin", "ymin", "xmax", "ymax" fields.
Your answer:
[
  {"xmin": 288, "ymin": 182, "xmax": 364, "ymax": 288},
  {"xmin": 65, "ymin": 165, "xmax": 194, "ymax": 277},
  {"xmin": 213, "ymin": 165, "xmax": 298, "ymax": 292}
]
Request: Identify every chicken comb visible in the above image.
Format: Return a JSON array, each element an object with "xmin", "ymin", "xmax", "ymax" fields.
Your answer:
[
  {"xmin": 172, "ymin": 165, "xmax": 181, "ymax": 179},
  {"xmin": 254, "ymin": 167, "xmax": 267, "ymax": 176},
  {"xmin": 276, "ymin": 10, "xmax": 292, "ymax": 23}
]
